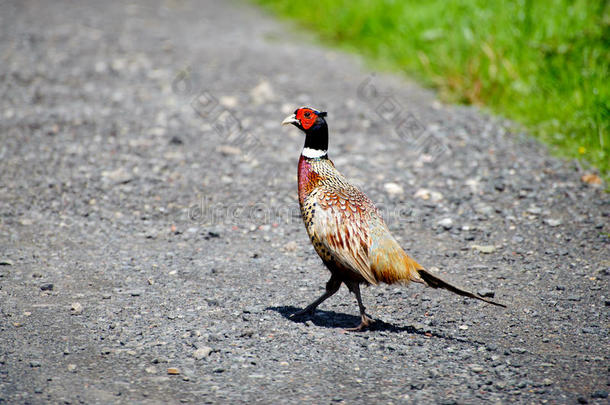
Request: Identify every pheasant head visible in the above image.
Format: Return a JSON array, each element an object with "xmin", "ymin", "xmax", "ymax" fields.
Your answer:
[{"xmin": 282, "ymin": 106, "xmax": 329, "ymax": 159}]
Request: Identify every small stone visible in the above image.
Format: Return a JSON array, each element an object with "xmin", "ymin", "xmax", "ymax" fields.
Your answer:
[
  {"xmin": 542, "ymin": 378, "xmax": 553, "ymax": 386},
  {"xmin": 544, "ymin": 218, "xmax": 562, "ymax": 227},
  {"xmin": 581, "ymin": 173, "xmax": 602, "ymax": 185},
  {"xmin": 477, "ymin": 289, "xmax": 495, "ymax": 298},
  {"xmin": 128, "ymin": 290, "xmax": 144, "ymax": 297},
  {"xmin": 471, "ymin": 245, "xmax": 496, "ymax": 254},
  {"xmin": 495, "ymin": 381, "xmax": 507, "ymax": 390},
  {"xmin": 384, "ymin": 182, "xmax": 404, "ymax": 196},
  {"xmin": 250, "ymin": 80, "xmax": 274, "ymax": 104},
  {"xmin": 283, "ymin": 241, "xmax": 298, "ymax": 252},
  {"xmin": 70, "ymin": 302, "xmax": 83, "ymax": 315},
  {"xmin": 30, "ymin": 360, "xmax": 41, "ymax": 368},
  {"xmin": 0, "ymin": 260, "xmax": 13, "ymax": 266},
  {"xmin": 474, "ymin": 203, "xmax": 494, "ymax": 216},
  {"xmin": 101, "ymin": 167, "xmax": 133, "ymax": 184},
  {"xmin": 145, "ymin": 366, "xmax": 157, "ymax": 374},
  {"xmin": 526, "ymin": 206, "xmax": 542, "ymax": 215},
  {"xmin": 67, "ymin": 364, "xmax": 77, "ymax": 372},
  {"xmin": 577, "ymin": 396, "xmax": 588, "ymax": 404},
  {"xmin": 167, "ymin": 368, "xmax": 180, "ymax": 375},
  {"xmin": 438, "ymin": 218, "xmax": 453, "ymax": 230},
  {"xmin": 414, "ymin": 188, "xmax": 443, "ymax": 202},
  {"xmin": 219, "ymin": 95, "xmax": 238, "ymax": 108},
  {"xmin": 193, "ymin": 346, "xmax": 212, "ymax": 360},
  {"xmin": 459, "ymin": 325, "xmax": 469, "ymax": 330},
  {"xmin": 169, "ymin": 136, "xmax": 183, "ymax": 145},
  {"xmin": 217, "ymin": 145, "xmax": 242, "ymax": 156},
  {"xmin": 469, "ymin": 364, "xmax": 484, "ymax": 373},
  {"xmin": 591, "ymin": 390, "xmax": 608, "ymax": 399},
  {"xmin": 40, "ymin": 283, "xmax": 54, "ymax": 291},
  {"xmin": 111, "ymin": 58, "xmax": 126, "ymax": 71}
]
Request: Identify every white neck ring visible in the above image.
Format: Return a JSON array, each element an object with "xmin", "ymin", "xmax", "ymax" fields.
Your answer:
[{"xmin": 302, "ymin": 147, "xmax": 327, "ymax": 159}]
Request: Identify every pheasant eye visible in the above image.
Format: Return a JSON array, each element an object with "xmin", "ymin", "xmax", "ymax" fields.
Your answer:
[{"xmin": 304, "ymin": 112, "xmax": 311, "ymax": 118}]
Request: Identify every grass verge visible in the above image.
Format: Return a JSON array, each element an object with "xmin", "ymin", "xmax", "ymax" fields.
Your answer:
[{"xmin": 255, "ymin": 0, "xmax": 609, "ymax": 178}]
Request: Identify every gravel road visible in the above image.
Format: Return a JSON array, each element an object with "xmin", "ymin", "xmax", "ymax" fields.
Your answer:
[{"xmin": 1, "ymin": 0, "xmax": 608, "ymax": 403}]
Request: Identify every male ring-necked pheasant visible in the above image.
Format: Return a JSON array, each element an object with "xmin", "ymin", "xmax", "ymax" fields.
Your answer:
[{"xmin": 282, "ymin": 106, "xmax": 505, "ymax": 331}]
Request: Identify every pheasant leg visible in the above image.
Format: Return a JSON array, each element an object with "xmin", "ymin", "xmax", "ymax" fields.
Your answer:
[
  {"xmin": 345, "ymin": 283, "xmax": 374, "ymax": 331},
  {"xmin": 290, "ymin": 275, "xmax": 341, "ymax": 319}
]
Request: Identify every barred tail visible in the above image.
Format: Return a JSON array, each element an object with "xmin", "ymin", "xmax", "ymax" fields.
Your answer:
[{"xmin": 417, "ymin": 268, "xmax": 506, "ymax": 308}]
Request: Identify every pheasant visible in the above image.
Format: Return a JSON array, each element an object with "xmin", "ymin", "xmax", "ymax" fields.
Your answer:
[{"xmin": 282, "ymin": 106, "xmax": 505, "ymax": 331}]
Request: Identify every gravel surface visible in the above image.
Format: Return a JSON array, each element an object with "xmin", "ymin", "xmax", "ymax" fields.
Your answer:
[{"xmin": 1, "ymin": 0, "xmax": 608, "ymax": 403}]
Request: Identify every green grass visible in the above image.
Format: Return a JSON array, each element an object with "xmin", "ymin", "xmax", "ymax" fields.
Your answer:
[{"xmin": 255, "ymin": 0, "xmax": 609, "ymax": 177}]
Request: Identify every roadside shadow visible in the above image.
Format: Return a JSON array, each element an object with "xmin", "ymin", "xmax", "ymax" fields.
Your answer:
[{"xmin": 266, "ymin": 305, "xmax": 469, "ymax": 343}]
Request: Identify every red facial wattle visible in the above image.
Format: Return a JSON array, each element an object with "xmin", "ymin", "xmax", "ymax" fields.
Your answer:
[{"xmin": 296, "ymin": 108, "xmax": 317, "ymax": 130}]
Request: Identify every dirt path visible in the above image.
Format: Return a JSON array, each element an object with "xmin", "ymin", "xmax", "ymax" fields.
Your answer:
[{"xmin": 1, "ymin": 0, "xmax": 608, "ymax": 403}]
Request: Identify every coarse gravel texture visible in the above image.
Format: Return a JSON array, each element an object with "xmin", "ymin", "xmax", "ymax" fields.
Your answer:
[{"xmin": 0, "ymin": 0, "xmax": 608, "ymax": 404}]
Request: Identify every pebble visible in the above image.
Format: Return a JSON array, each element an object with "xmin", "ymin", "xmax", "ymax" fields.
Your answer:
[
  {"xmin": 250, "ymin": 80, "xmax": 274, "ymax": 104},
  {"xmin": 145, "ymin": 366, "xmax": 157, "ymax": 374},
  {"xmin": 70, "ymin": 302, "xmax": 83, "ymax": 315},
  {"xmin": 0, "ymin": 260, "xmax": 13, "ymax": 266},
  {"xmin": 217, "ymin": 145, "xmax": 242, "ymax": 156},
  {"xmin": 193, "ymin": 346, "xmax": 212, "ymax": 360},
  {"xmin": 167, "ymin": 368, "xmax": 180, "ymax": 375},
  {"xmin": 544, "ymin": 218, "xmax": 562, "ymax": 227},
  {"xmin": 40, "ymin": 283, "xmax": 54, "ymax": 291},
  {"xmin": 67, "ymin": 364, "xmax": 77, "ymax": 372},
  {"xmin": 219, "ymin": 95, "xmax": 238, "ymax": 108},
  {"xmin": 414, "ymin": 188, "xmax": 443, "ymax": 202},
  {"xmin": 469, "ymin": 364, "xmax": 484, "ymax": 373},
  {"xmin": 471, "ymin": 245, "xmax": 496, "ymax": 254},
  {"xmin": 477, "ymin": 289, "xmax": 495, "ymax": 298},
  {"xmin": 384, "ymin": 182, "xmax": 404, "ymax": 196},
  {"xmin": 283, "ymin": 241, "xmax": 298, "ymax": 252},
  {"xmin": 591, "ymin": 390, "xmax": 608, "ymax": 399},
  {"xmin": 495, "ymin": 381, "xmax": 507, "ymax": 390},
  {"xmin": 527, "ymin": 206, "xmax": 542, "ymax": 215},
  {"xmin": 438, "ymin": 218, "xmax": 453, "ymax": 230},
  {"xmin": 101, "ymin": 167, "xmax": 133, "ymax": 184},
  {"xmin": 128, "ymin": 290, "xmax": 144, "ymax": 297},
  {"xmin": 169, "ymin": 136, "xmax": 183, "ymax": 145}
]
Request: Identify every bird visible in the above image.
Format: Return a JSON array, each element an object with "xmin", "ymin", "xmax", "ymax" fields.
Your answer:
[{"xmin": 281, "ymin": 106, "xmax": 505, "ymax": 331}]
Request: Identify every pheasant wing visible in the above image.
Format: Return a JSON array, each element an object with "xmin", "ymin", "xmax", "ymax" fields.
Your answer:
[{"xmin": 311, "ymin": 190, "xmax": 377, "ymax": 285}]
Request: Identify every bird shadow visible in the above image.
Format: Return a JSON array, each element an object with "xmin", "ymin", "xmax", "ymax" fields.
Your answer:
[{"xmin": 266, "ymin": 305, "xmax": 470, "ymax": 343}]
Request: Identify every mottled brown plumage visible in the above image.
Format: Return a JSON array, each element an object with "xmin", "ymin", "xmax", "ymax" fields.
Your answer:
[{"xmin": 282, "ymin": 107, "xmax": 505, "ymax": 331}]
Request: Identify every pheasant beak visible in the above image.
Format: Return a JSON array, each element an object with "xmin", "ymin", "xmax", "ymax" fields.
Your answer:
[{"xmin": 281, "ymin": 113, "xmax": 299, "ymax": 127}]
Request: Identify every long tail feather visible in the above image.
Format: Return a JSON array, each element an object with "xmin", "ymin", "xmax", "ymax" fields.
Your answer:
[{"xmin": 417, "ymin": 269, "xmax": 506, "ymax": 308}]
